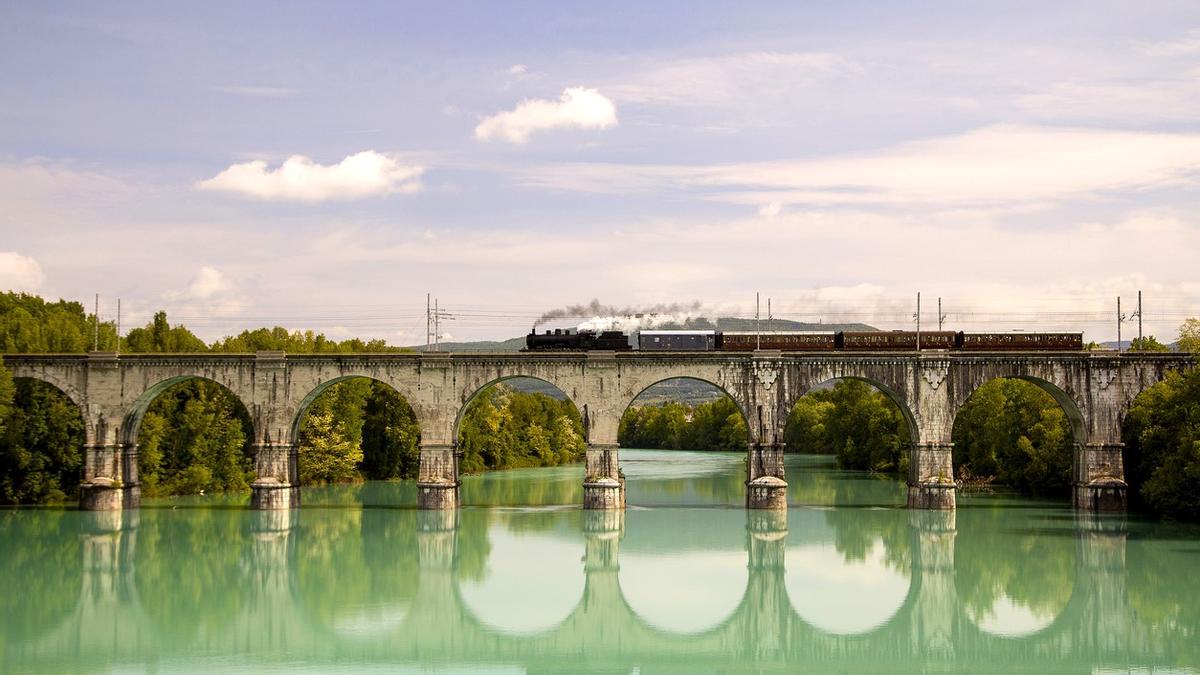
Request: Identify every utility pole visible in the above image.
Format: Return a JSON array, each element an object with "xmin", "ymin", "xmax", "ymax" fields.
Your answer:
[
  {"xmin": 767, "ymin": 298, "xmax": 772, "ymax": 333},
  {"xmin": 434, "ymin": 298, "xmax": 440, "ymax": 352},
  {"xmin": 1136, "ymin": 290, "xmax": 1143, "ymax": 344},
  {"xmin": 116, "ymin": 298, "xmax": 121, "ymax": 355},
  {"xmin": 937, "ymin": 297, "xmax": 946, "ymax": 331},
  {"xmin": 93, "ymin": 294, "xmax": 99, "ymax": 351},
  {"xmin": 1117, "ymin": 296, "xmax": 1124, "ymax": 351},
  {"xmin": 426, "ymin": 293, "xmax": 431, "ymax": 352},
  {"xmin": 914, "ymin": 292, "xmax": 921, "ymax": 350},
  {"xmin": 755, "ymin": 292, "xmax": 761, "ymax": 350}
]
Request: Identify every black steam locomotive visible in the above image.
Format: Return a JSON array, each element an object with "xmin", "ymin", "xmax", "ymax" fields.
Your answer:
[{"xmin": 525, "ymin": 329, "xmax": 1084, "ymax": 352}]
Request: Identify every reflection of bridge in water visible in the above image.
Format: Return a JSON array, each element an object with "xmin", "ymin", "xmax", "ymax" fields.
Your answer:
[{"xmin": 11, "ymin": 507, "xmax": 1160, "ymax": 672}]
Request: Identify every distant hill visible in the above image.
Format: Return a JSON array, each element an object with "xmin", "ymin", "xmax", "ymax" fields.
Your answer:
[
  {"xmin": 409, "ymin": 318, "xmax": 878, "ymax": 352},
  {"xmin": 411, "ymin": 336, "xmax": 526, "ymax": 352},
  {"xmin": 1099, "ymin": 340, "xmax": 1182, "ymax": 352}
]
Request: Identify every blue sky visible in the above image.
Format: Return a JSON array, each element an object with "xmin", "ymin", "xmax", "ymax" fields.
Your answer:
[{"xmin": 2, "ymin": 1, "xmax": 1199, "ymax": 343}]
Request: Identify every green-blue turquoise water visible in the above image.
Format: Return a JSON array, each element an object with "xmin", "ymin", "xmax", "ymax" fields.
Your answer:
[{"xmin": 2, "ymin": 450, "xmax": 1199, "ymax": 673}]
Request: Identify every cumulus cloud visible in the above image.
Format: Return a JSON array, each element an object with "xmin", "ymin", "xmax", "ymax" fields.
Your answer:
[
  {"xmin": 0, "ymin": 252, "xmax": 45, "ymax": 292},
  {"xmin": 758, "ymin": 201, "xmax": 783, "ymax": 217},
  {"xmin": 474, "ymin": 87, "xmax": 618, "ymax": 143},
  {"xmin": 187, "ymin": 266, "xmax": 231, "ymax": 299},
  {"xmin": 195, "ymin": 151, "xmax": 424, "ymax": 201}
]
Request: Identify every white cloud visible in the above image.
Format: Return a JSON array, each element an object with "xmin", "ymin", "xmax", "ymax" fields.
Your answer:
[
  {"xmin": 474, "ymin": 87, "xmax": 618, "ymax": 143},
  {"xmin": 187, "ymin": 266, "xmax": 231, "ymax": 299},
  {"xmin": 0, "ymin": 252, "xmax": 45, "ymax": 292},
  {"xmin": 518, "ymin": 125, "xmax": 1200, "ymax": 206},
  {"xmin": 195, "ymin": 151, "xmax": 424, "ymax": 201},
  {"xmin": 758, "ymin": 201, "xmax": 782, "ymax": 217},
  {"xmin": 509, "ymin": 64, "xmax": 528, "ymax": 75}
]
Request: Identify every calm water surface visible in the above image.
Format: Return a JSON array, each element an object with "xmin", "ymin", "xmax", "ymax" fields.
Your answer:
[{"xmin": 2, "ymin": 451, "xmax": 1199, "ymax": 673}]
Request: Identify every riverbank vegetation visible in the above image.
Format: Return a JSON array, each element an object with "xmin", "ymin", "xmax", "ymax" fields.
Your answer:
[{"xmin": 618, "ymin": 398, "xmax": 747, "ymax": 452}]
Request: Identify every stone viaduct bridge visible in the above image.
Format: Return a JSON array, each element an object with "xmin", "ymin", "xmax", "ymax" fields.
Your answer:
[
  {"xmin": 5, "ymin": 509, "xmax": 1168, "ymax": 672},
  {"xmin": 2, "ymin": 350, "xmax": 1190, "ymax": 511}
]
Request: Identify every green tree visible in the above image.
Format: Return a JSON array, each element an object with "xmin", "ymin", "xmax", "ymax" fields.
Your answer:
[
  {"xmin": 1123, "ymin": 366, "xmax": 1200, "ymax": 519},
  {"xmin": 781, "ymin": 380, "xmax": 910, "ymax": 473},
  {"xmin": 124, "ymin": 312, "xmax": 207, "ymax": 352},
  {"xmin": 0, "ymin": 292, "xmax": 116, "ymax": 352},
  {"xmin": 137, "ymin": 380, "xmax": 255, "ymax": 496},
  {"xmin": 0, "ymin": 357, "xmax": 13, "ymax": 438},
  {"xmin": 0, "ymin": 379, "xmax": 85, "ymax": 504},
  {"xmin": 359, "ymin": 382, "xmax": 422, "ymax": 480},
  {"xmin": 1178, "ymin": 318, "xmax": 1200, "ymax": 354},
  {"xmin": 1129, "ymin": 336, "xmax": 1170, "ymax": 352},
  {"xmin": 458, "ymin": 385, "xmax": 586, "ymax": 473},
  {"xmin": 952, "ymin": 379, "xmax": 1073, "ymax": 494}
]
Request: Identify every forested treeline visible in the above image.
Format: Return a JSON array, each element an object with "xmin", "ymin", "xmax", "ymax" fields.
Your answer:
[
  {"xmin": 618, "ymin": 398, "xmax": 748, "ymax": 452},
  {"xmin": 784, "ymin": 380, "xmax": 910, "ymax": 473}
]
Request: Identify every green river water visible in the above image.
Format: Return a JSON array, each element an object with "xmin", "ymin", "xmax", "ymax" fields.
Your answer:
[{"xmin": 2, "ymin": 450, "xmax": 1199, "ymax": 673}]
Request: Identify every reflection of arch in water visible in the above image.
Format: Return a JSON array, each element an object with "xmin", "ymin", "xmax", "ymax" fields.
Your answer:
[
  {"xmin": 618, "ymin": 508, "xmax": 750, "ymax": 634},
  {"xmin": 456, "ymin": 521, "xmax": 587, "ymax": 636},
  {"xmin": 952, "ymin": 508, "xmax": 1077, "ymax": 640},
  {"xmin": 783, "ymin": 507, "xmax": 914, "ymax": 635}
]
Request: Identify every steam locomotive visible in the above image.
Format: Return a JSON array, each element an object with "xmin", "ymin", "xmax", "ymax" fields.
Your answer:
[{"xmin": 525, "ymin": 328, "xmax": 1084, "ymax": 352}]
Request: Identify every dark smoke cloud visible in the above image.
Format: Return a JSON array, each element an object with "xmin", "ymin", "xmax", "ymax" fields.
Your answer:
[{"xmin": 534, "ymin": 299, "xmax": 704, "ymax": 327}]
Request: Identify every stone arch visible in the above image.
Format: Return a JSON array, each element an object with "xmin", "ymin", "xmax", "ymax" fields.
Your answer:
[
  {"xmin": 952, "ymin": 375, "xmax": 1087, "ymax": 445},
  {"xmin": 120, "ymin": 375, "xmax": 258, "ymax": 446},
  {"xmin": 452, "ymin": 375, "xmax": 584, "ymax": 442},
  {"xmin": 7, "ymin": 372, "xmax": 86, "ymax": 420},
  {"xmin": 617, "ymin": 375, "xmax": 755, "ymax": 445},
  {"xmin": 787, "ymin": 375, "xmax": 920, "ymax": 448},
  {"xmin": 289, "ymin": 374, "xmax": 423, "ymax": 445}
]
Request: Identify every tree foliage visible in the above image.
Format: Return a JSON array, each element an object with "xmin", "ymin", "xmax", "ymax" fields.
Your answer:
[
  {"xmin": 458, "ymin": 386, "xmax": 586, "ymax": 473},
  {"xmin": 1129, "ymin": 336, "xmax": 1170, "ymax": 352},
  {"xmin": 0, "ymin": 379, "xmax": 85, "ymax": 504},
  {"xmin": 619, "ymin": 397, "xmax": 748, "ymax": 452},
  {"xmin": 137, "ymin": 380, "xmax": 255, "ymax": 497},
  {"xmin": 211, "ymin": 327, "xmax": 406, "ymax": 353},
  {"xmin": 783, "ymin": 380, "xmax": 910, "ymax": 473},
  {"xmin": 1123, "ymin": 366, "xmax": 1200, "ymax": 519},
  {"xmin": 124, "ymin": 312, "xmax": 207, "ymax": 352},
  {"xmin": 1178, "ymin": 318, "xmax": 1200, "ymax": 354},
  {"xmin": 952, "ymin": 379, "xmax": 1073, "ymax": 494},
  {"xmin": 0, "ymin": 292, "xmax": 116, "ymax": 352}
]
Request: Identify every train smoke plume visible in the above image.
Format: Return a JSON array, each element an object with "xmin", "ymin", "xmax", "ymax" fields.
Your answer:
[{"xmin": 534, "ymin": 299, "xmax": 705, "ymax": 331}]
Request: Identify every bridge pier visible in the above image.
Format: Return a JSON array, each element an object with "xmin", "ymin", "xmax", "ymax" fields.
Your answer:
[
  {"xmin": 907, "ymin": 442, "xmax": 956, "ymax": 509},
  {"xmin": 584, "ymin": 443, "xmax": 624, "ymax": 509},
  {"xmin": 1073, "ymin": 442, "xmax": 1127, "ymax": 512},
  {"xmin": 251, "ymin": 442, "xmax": 300, "ymax": 509},
  {"xmin": 747, "ymin": 443, "xmax": 787, "ymax": 509},
  {"xmin": 79, "ymin": 442, "xmax": 139, "ymax": 511},
  {"xmin": 417, "ymin": 443, "xmax": 460, "ymax": 510}
]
